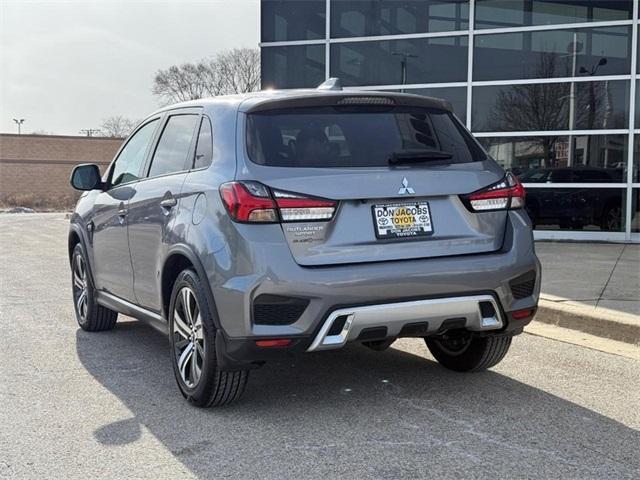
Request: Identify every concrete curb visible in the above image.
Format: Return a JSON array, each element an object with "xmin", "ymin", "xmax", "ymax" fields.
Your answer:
[{"xmin": 534, "ymin": 296, "xmax": 640, "ymax": 346}]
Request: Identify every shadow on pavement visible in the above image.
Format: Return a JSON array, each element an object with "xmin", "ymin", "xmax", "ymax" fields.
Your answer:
[{"xmin": 76, "ymin": 320, "xmax": 639, "ymax": 479}]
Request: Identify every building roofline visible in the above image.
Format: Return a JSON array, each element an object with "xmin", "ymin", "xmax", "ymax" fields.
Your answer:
[{"xmin": 0, "ymin": 133, "xmax": 125, "ymax": 140}]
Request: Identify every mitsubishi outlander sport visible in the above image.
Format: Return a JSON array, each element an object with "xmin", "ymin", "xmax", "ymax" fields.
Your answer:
[{"xmin": 68, "ymin": 80, "xmax": 541, "ymax": 407}]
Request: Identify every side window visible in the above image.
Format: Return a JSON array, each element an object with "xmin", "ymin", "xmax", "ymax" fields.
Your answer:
[
  {"xmin": 193, "ymin": 116, "xmax": 213, "ymax": 169},
  {"xmin": 551, "ymin": 170, "xmax": 571, "ymax": 183},
  {"xmin": 147, "ymin": 114, "xmax": 199, "ymax": 178},
  {"xmin": 110, "ymin": 119, "xmax": 158, "ymax": 187}
]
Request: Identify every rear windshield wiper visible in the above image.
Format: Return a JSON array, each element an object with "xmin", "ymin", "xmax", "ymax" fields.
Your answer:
[{"xmin": 388, "ymin": 150, "xmax": 453, "ymax": 165}]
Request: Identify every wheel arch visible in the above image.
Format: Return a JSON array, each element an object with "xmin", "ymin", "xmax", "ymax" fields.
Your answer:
[
  {"xmin": 68, "ymin": 228, "xmax": 82, "ymax": 261},
  {"xmin": 68, "ymin": 225, "xmax": 98, "ymax": 288},
  {"xmin": 160, "ymin": 244, "xmax": 221, "ymax": 330}
]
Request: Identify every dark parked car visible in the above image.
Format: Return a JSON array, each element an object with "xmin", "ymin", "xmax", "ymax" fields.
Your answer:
[
  {"xmin": 68, "ymin": 80, "xmax": 540, "ymax": 407},
  {"xmin": 519, "ymin": 167, "xmax": 624, "ymax": 231}
]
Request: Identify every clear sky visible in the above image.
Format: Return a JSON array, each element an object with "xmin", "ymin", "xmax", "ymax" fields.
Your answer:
[{"xmin": 0, "ymin": 0, "xmax": 259, "ymax": 135}]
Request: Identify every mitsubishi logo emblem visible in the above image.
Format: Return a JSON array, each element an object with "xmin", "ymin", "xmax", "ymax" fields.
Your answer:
[{"xmin": 398, "ymin": 177, "xmax": 415, "ymax": 195}]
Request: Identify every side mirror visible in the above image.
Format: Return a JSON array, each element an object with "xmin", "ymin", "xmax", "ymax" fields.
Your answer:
[{"xmin": 70, "ymin": 164, "xmax": 103, "ymax": 191}]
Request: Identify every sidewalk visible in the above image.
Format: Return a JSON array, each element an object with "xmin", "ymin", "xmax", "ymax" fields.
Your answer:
[
  {"xmin": 536, "ymin": 242, "xmax": 639, "ymax": 315},
  {"xmin": 533, "ymin": 242, "xmax": 640, "ymax": 345}
]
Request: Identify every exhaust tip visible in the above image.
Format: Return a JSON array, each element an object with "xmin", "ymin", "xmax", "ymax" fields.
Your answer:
[
  {"xmin": 327, "ymin": 314, "xmax": 350, "ymax": 336},
  {"xmin": 479, "ymin": 301, "xmax": 500, "ymax": 328}
]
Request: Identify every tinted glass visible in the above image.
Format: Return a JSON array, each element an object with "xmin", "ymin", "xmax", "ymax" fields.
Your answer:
[
  {"xmin": 472, "ymin": 80, "xmax": 630, "ymax": 131},
  {"xmin": 636, "ymin": 80, "xmax": 640, "ymax": 127},
  {"xmin": 110, "ymin": 119, "xmax": 158, "ymax": 187},
  {"xmin": 474, "ymin": 26, "xmax": 631, "ymax": 81},
  {"xmin": 247, "ymin": 106, "xmax": 485, "ymax": 168},
  {"xmin": 478, "ymin": 135, "xmax": 628, "ymax": 182},
  {"xmin": 384, "ymin": 87, "xmax": 467, "ymax": 123},
  {"xmin": 475, "ymin": 0, "xmax": 633, "ymax": 29},
  {"xmin": 148, "ymin": 115, "xmax": 198, "ymax": 178},
  {"xmin": 524, "ymin": 187, "xmax": 625, "ymax": 231},
  {"xmin": 261, "ymin": 0, "xmax": 325, "ymax": 42},
  {"xmin": 632, "ymin": 189, "xmax": 640, "ymax": 232},
  {"xmin": 330, "ymin": 0, "xmax": 469, "ymax": 38},
  {"xmin": 330, "ymin": 36, "xmax": 468, "ymax": 86},
  {"xmin": 194, "ymin": 117, "xmax": 213, "ymax": 169},
  {"xmin": 261, "ymin": 45, "xmax": 325, "ymax": 89},
  {"xmin": 634, "ymin": 135, "xmax": 640, "ymax": 182}
]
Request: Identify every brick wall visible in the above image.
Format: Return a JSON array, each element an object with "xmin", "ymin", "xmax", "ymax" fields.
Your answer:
[{"xmin": 0, "ymin": 134, "xmax": 123, "ymax": 209}]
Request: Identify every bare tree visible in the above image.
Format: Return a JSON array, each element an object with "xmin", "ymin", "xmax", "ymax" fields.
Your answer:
[
  {"xmin": 488, "ymin": 53, "xmax": 570, "ymax": 133},
  {"xmin": 485, "ymin": 51, "xmax": 617, "ymax": 168},
  {"xmin": 152, "ymin": 62, "xmax": 217, "ymax": 104},
  {"xmin": 100, "ymin": 116, "xmax": 139, "ymax": 138},
  {"xmin": 152, "ymin": 48, "xmax": 260, "ymax": 105},
  {"xmin": 486, "ymin": 53, "xmax": 570, "ymax": 168},
  {"xmin": 216, "ymin": 48, "xmax": 261, "ymax": 94}
]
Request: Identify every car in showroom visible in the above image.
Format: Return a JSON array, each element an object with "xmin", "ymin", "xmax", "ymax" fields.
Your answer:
[
  {"xmin": 519, "ymin": 167, "xmax": 624, "ymax": 231},
  {"xmin": 68, "ymin": 80, "xmax": 541, "ymax": 407}
]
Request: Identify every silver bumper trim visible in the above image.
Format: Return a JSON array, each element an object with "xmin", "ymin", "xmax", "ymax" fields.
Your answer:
[{"xmin": 307, "ymin": 294, "xmax": 503, "ymax": 352}]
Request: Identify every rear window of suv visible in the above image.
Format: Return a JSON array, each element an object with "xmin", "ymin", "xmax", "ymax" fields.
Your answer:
[{"xmin": 246, "ymin": 106, "xmax": 486, "ymax": 167}]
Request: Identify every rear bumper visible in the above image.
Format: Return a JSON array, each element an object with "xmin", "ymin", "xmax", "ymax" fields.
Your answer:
[
  {"xmin": 208, "ymin": 211, "xmax": 540, "ymax": 368},
  {"xmin": 307, "ymin": 294, "xmax": 503, "ymax": 352},
  {"xmin": 215, "ymin": 305, "xmax": 536, "ymax": 370}
]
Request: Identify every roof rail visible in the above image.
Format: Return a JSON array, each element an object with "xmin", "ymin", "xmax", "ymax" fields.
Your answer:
[{"xmin": 317, "ymin": 78, "xmax": 342, "ymax": 91}]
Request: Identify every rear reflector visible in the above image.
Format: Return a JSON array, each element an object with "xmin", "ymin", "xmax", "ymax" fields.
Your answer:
[
  {"xmin": 220, "ymin": 181, "xmax": 337, "ymax": 224},
  {"xmin": 463, "ymin": 173, "xmax": 525, "ymax": 212},
  {"xmin": 255, "ymin": 339, "xmax": 292, "ymax": 348},
  {"xmin": 511, "ymin": 308, "xmax": 535, "ymax": 320}
]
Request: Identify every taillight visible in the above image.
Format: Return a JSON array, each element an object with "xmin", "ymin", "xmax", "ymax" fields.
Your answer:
[
  {"xmin": 219, "ymin": 181, "xmax": 278, "ymax": 223},
  {"xmin": 220, "ymin": 181, "xmax": 336, "ymax": 223},
  {"xmin": 462, "ymin": 173, "xmax": 525, "ymax": 212},
  {"xmin": 272, "ymin": 190, "xmax": 336, "ymax": 221}
]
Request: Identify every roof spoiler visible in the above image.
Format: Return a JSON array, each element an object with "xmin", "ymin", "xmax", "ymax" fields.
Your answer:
[{"xmin": 317, "ymin": 78, "xmax": 342, "ymax": 91}]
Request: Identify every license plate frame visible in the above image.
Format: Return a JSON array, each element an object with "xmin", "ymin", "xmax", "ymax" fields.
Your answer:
[{"xmin": 372, "ymin": 202, "xmax": 434, "ymax": 240}]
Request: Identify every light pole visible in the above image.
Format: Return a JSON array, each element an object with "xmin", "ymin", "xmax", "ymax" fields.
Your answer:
[
  {"xmin": 392, "ymin": 52, "xmax": 417, "ymax": 92},
  {"xmin": 79, "ymin": 128, "xmax": 101, "ymax": 137},
  {"xmin": 566, "ymin": 35, "xmax": 583, "ymax": 167},
  {"xmin": 13, "ymin": 118, "xmax": 25, "ymax": 134},
  {"xmin": 579, "ymin": 57, "xmax": 608, "ymax": 166}
]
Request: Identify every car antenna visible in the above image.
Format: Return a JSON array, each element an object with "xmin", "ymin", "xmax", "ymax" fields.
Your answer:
[{"xmin": 317, "ymin": 78, "xmax": 342, "ymax": 91}]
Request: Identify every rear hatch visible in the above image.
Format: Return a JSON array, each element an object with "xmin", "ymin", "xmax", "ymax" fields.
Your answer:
[{"xmin": 239, "ymin": 98, "xmax": 507, "ymax": 267}]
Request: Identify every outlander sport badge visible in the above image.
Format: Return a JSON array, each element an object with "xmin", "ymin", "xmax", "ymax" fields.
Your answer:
[{"xmin": 398, "ymin": 177, "xmax": 415, "ymax": 195}]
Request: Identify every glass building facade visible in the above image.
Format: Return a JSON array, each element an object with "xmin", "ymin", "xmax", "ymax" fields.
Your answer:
[{"xmin": 261, "ymin": 0, "xmax": 640, "ymax": 241}]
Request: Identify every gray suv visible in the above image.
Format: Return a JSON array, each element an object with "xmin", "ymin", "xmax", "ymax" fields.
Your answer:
[{"xmin": 69, "ymin": 80, "xmax": 540, "ymax": 407}]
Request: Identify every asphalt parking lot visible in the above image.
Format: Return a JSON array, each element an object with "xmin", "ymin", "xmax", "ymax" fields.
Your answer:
[{"xmin": 1, "ymin": 213, "xmax": 639, "ymax": 479}]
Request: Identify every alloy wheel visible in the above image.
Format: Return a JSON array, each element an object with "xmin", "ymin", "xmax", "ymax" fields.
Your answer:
[
  {"xmin": 72, "ymin": 253, "xmax": 88, "ymax": 321},
  {"xmin": 173, "ymin": 287, "xmax": 205, "ymax": 389},
  {"xmin": 605, "ymin": 206, "xmax": 622, "ymax": 231}
]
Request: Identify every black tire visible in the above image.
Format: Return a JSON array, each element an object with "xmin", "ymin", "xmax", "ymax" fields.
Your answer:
[
  {"xmin": 71, "ymin": 243, "xmax": 117, "ymax": 331},
  {"xmin": 362, "ymin": 339, "xmax": 395, "ymax": 351},
  {"xmin": 425, "ymin": 334, "xmax": 512, "ymax": 372},
  {"xmin": 169, "ymin": 268, "xmax": 248, "ymax": 407}
]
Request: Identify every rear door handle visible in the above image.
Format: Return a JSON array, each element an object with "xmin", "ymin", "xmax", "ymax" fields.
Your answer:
[{"xmin": 160, "ymin": 197, "xmax": 177, "ymax": 209}]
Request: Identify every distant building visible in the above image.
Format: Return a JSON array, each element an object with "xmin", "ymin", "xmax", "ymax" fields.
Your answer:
[
  {"xmin": 0, "ymin": 134, "xmax": 122, "ymax": 209},
  {"xmin": 260, "ymin": 0, "xmax": 639, "ymax": 241}
]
